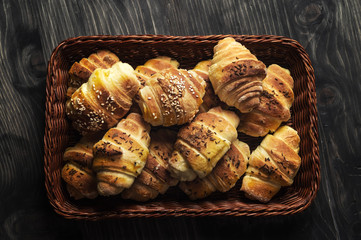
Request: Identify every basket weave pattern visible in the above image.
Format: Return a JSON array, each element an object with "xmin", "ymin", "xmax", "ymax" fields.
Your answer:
[{"xmin": 44, "ymin": 35, "xmax": 319, "ymax": 219}]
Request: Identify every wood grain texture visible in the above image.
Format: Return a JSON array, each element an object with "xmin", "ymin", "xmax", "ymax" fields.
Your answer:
[{"xmin": 0, "ymin": 0, "xmax": 360, "ymax": 239}]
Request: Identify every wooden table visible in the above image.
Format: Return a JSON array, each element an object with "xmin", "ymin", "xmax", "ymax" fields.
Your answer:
[{"xmin": 1, "ymin": 0, "xmax": 360, "ymax": 239}]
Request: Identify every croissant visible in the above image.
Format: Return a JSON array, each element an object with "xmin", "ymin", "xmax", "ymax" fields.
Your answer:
[
  {"xmin": 134, "ymin": 56, "xmax": 180, "ymax": 86},
  {"xmin": 92, "ymin": 113, "xmax": 151, "ymax": 196},
  {"xmin": 61, "ymin": 137, "xmax": 99, "ymax": 199},
  {"xmin": 238, "ymin": 64, "xmax": 295, "ymax": 137},
  {"xmin": 209, "ymin": 37, "xmax": 267, "ymax": 113},
  {"xmin": 179, "ymin": 140, "xmax": 250, "ymax": 200},
  {"xmin": 67, "ymin": 50, "xmax": 119, "ymax": 97},
  {"xmin": 241, "ymin": 125, "xmax": 301, "ymax": 202},
  {"xmin": 122, "ymin": 129, "xmax": 178, "ymax": 201},
  {"xmin": 168, "ymin": 106, "xmax": 240, "ymax": 181},
  {"xmin": 192, "ymin": 60, "xmax": 222, "ymax": 113},
  {"xmin": 137, "ymin": 65, "xmax": 206, "ymax": 126},
  {"xmin": 66, "ymin": 61, "xmax": 140, "ymax": 135}
]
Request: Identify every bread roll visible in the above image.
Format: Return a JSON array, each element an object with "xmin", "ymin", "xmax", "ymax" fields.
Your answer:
[
  {"xmin": 122, "ymin": 129, "xmax": 178, "ymax": 201},
  {"xmin": 241, "ymin": 125, "xmax": 301, "ymax": 202},
  {"xmin": 137, "ymin": 67, "xmax": 206, "ymax": 126},
  {"xmin": 238, "ymin": 64, "xmax": 295, "ymax": 137},
  {"xmin": 67, "ymin": 50, "xmax": 119, "ymax": 97},
  {"xmin": 61, "ymin": 137, "xmax": 99, "ymax": 199},
  {"xmin": 66, "ymin": 62, "xmax": 140, "ymax": 135},
  {"xmin": 179, "ymin": 140, "xmax": 250, "ymax": 200},
  {"xmin": 209, "ymin": 37, "xmax": 266, "ymax": 113},
  {"xmin": 92, "ymin": 113, "xmax": 151, "ymax": 196},
  {"xmin": 168, "ymin": 106, "xmax": 240, "ymax": 181}
]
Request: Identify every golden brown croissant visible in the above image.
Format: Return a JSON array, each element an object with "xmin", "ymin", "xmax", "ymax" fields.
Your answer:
[
  {"xmin": 122, "ymin": 128, "xmax": 178, "ymax": 201},
  {"xmin": 238, "ymin": 64, "xmax": 294, "ymax": 137},
  {"xmin": 92, "ymin": 113, "xmax": 151, "ymax": 196},
  {"xmin": 179, "ymin": 140, "xmax": 250, "ymax": 200},
  {"xmin": 67, "ymin": 50, "xmax": 119, "ymax": 97},
  {"xmin": 192, "ymin": 60, "xmax": 222, "ymax": 113},
  {"xmin": 66, "ymin": 62, "xmax": 140, "ymax": 135},
  {"xmin": 241, "ymin": 125, "xmax": 301, "ymax": 202},
  {"xmin": 209, "ymin": 37, "xmax": 267, "ymax": 113},
  {"xmin": 134, "ymin": 56, "xmax": 180, "ymax": 86},
  {"xmin": 168, "ymin": 106, "xmax": 240, "ymax": 181},
  {"xmin": 137, "ymin": 66, "xmax": 206, "ymax": 126},
  {"xmin": 61, "ymin": 137, "xmax": 99, "ymax": 199}
]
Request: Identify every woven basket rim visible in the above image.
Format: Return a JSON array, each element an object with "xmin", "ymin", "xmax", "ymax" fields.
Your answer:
[{"xmin": 44, "ymin": 34, "xmax": 320, "ymax": 219}]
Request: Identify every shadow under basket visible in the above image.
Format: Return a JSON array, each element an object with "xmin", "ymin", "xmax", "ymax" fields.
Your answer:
[{"xmin": 44, "ymin": 34, "xmax": 320, "ymax": 219}]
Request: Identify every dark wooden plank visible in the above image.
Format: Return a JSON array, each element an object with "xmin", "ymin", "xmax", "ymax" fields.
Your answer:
[{"xmin": 1, "ymin": 0, "xmax": 361, "ymax": 239}]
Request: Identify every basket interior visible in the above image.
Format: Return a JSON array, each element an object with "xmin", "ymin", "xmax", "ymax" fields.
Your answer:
[{"xmin": 45, "ymin": 35, "xmax": 319, "ymax": 218}]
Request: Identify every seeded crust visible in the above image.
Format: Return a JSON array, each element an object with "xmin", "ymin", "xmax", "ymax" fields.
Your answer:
[
  {"xmin": 209, "ymin": 37, "xmax": 267, "ymax": 113},
  {"xmin": 208, "ymin": 140, "xmax": 250, "ymax": 192},
  {"xmin": 134, "ymin": 56, "xmax": 180, "ymax": 86},
  {"xmin": 61, "ymin": 137, "xmax": 99, "ymax": 199},
  {"xmin": 122, "ymin": 128, "xmax": 178, "ymax": 201},
  {"xmin": 137, "ymin": 67, "xmax": 207, "ymax": 126},
  {"xmin": 168, "ymin": 107, "xmax": 240, "ymax": 181},
  {"xmin": 134, "ymin": 56, "xmax": 180, "ymax": 126},
  {"xmin": 63, "ymin": 138, "xmax": 96, "ymax": 168},
  {"xmin": 238, "ymin": 64, "xmax": 295, "ymax": 137},
  {"xmin": 179, "ymin": 140, "xmax": 250, "ymax": 200},
  {"xmin": 92, "ymin": 113, "xmax": 151, "ymax": 196},
  {"xmin": 68, "ymin": 50, "xmax": 119, "ymax": 97},
  {"xmin": 177, "ymin": 122, "xmax": 231, "ymax": 178},
  {"xmin": 66, "ymin": 62, "xmax": 140, "ymax": 135},
  {"xmin": 240, "ymin": 125, "xmax": 301, "ymax": 203},
  {"xmin": 62, "ymin": 162, "xmax": 98, "ymax": 199}
]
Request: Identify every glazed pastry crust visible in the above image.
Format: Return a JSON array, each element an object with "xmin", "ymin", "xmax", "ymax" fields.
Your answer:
[
  {"xmin": 134, "ymin": 56, "xmax": 180, "ymax": 86},
  {"xmin": 122, "ymin": 129, "xmax": 178, "ymax": 201},
  {"xmin": 92, "ymin": 113, "xmax": 151, "ymax": 196},
  {"xmin": 238, "ymin": 64, "xmax": 294, "ymax": 137},
  {"xmin": 68, "ymin": 50, "xmax": 119, "ymax": 97},
  {"xmin": 137, "ymin": 67, "xmax": 206, "ymax": 126},
  {"xmin": 241, "ymin": 125, "xmax": 301, "ymax": 202},
  {"xmin": 179, "ymin": 140, "xmax": 250, "ymax": 200},
  {"xmin": 62, "ymin": 162, "xmax": 98, "ymax": 199},
  {"xmin": 61, "ymin": 137, "xmax": 99, "ymax": 199},
  {"xmin": 192, "ymin": 60, "xmax": 222, "ymax": 113},
  {"xmin": 168, "ymin": 107, "xmax": 240, "ymax": 181},
  {"xmin": 209, "ymin": 37, "xmax": 266, "ymax": 113},
  {"xmin": 66, "ymin": 62, "xmax": 140, "ymax": 135}
]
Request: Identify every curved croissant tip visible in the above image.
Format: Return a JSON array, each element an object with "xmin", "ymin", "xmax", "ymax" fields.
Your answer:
[{"xmin": 97, "ymin": 182, "xmax": 123, "ymax": 196}]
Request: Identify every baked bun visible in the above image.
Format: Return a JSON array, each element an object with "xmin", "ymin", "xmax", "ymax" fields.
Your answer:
[
  {"xmin": 168, "ymin": 106, "xmax": 240, "ymax": 181},
  {"xmin": 238, "ymin": 64, "xmax": 294, "ymax": 137},
  {"xmin": 179, "ymin": 140, "xmax": 250, "ymax": 200},
  {"xmin": 241, "ymin": 126, "xmax": 301, "ymax": 202},
  {"xmin": 66, "ymin": 62, "xmax": 140, "ymax": 135},
  {"xmin": 92, "ymin": 113, "xmax": 151, "ymax": 196},
  {"xmin": 137, "ymin": 67, "xmax": 206, "ymax": 126},
  {"xmin": 67, "ymin": 50, "xmax": 119, "ymax": 97},
  {"xmin": 122, "ymin": 128, "xmax": 178, "ymax": 201},
  {"xmin": 209, "ymin": 37, "xmax": 266, "ymax": 113}
]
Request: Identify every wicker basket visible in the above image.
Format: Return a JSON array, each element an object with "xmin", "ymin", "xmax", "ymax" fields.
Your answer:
[{"xmin": 44, "ymin": 35, "xmax": 319, "ymax": 219}]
